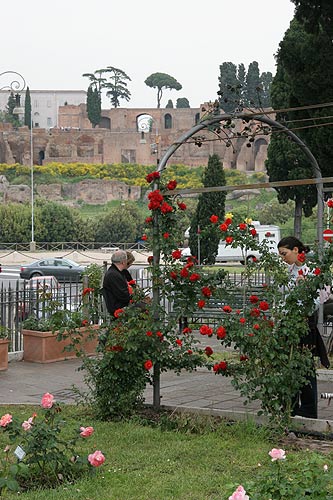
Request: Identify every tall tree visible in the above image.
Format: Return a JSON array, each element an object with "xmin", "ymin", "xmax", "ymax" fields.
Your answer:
[
  {"xmin": 291, "ymin": 0, "xmax": 333, "ymax": 37},
  {"xmin": 244, "ymin": 61, "xmax": 261, "ymax": 107},
  {"xmin": 259, "ymin": 72, "xmax": 273, "ymax": 107},
  {"xmin": 102, "ymin": 66, "xmax": 131, "ymax": 108},
  {"xmin": 5, "ymin": 92, "xmax": 20, "ymax": 127},
  {"xmin": 165, "ymin": 99, "xmax": 174, "ymax": 108},
  {"xmin": 266, "ymin": 15, "xmax": 333, "ymax": 236},
  {"xmin": 218, "ymin": 62, "xmax": 239, "ymax": 113},
  {"xmin": 86, "ymin": 85, "xmax": 101, "ymax": 128},
  {"xmin": 189, "ymin": 154, "xmax": 226, "ymax": 264},
  {"xmin": 144, "ymin": 73, "xmax": 182, "ymax": 108},
  {"xmin": 24, "ymin": 86, "xmax": 32, "ymax": 129}
]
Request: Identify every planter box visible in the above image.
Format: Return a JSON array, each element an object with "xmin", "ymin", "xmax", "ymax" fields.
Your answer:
[
  {"xmin": 0, "ymin": 339, "xmax": 9, "ymax": 371},
  {"xmin": 22, "ymin": 325, "xmax": 99, "ymax": 363}
]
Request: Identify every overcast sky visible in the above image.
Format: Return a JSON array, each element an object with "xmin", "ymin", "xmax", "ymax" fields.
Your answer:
[{"xmin": 2, "ymin": 0, "xmax": 295, "ymax": 109}]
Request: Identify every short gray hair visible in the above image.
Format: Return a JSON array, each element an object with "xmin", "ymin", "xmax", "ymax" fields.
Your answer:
[{"xmin": 111, "ymin": 250, "xmax": 127, "ymax": 263}]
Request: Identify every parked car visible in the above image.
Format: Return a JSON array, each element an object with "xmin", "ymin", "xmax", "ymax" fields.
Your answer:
[{"xmin": 20, "ymin": 258, "xmax": 85, "ymax": 281}]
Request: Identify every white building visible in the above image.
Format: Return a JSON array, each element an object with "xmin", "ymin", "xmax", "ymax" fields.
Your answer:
[{"xmin": 0, "ymin": 89, "xmax": 86, "ymax": 129}]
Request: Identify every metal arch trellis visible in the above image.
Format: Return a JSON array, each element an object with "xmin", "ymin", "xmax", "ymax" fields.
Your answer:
[{"xmin": 149, "ymin": 110, "xmax": 324, "ymax": 408}]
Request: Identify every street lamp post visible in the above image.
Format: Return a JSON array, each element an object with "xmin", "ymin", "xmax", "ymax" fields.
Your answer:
[{"xmin": 0, "ymin": 70, "xmax": 35, "ymax": 250}]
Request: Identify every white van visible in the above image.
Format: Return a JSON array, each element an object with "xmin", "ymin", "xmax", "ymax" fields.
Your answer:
[{"xmin": 182, "ymin": 222, "xmax": 281, "ymax": 265}]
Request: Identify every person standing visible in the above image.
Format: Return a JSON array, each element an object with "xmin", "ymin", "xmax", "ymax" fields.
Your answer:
[
  {"xmin": 278, "ymin": 236, "xmax": 330, "ymax": 419},
  {"xmin": 102, "ymin": 250, "xmax": 131, "ymax": 316}
]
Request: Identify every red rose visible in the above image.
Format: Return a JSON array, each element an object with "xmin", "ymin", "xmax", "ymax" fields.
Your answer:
[
  {"xmin": 239, "ymin": 317, "xmax": 246, "ymax": 324},
  {"xmin": 223, "ymin": 305, "xmax": 232, "ymax": 313},
  {"xmin": 314, "ymin": 267, "xmax": 321, "ymax": 275},
  {"xmin": 205, "ymin": 346, "xmax": 213, "ymax": 357},
  {"xmin": 141, "ymin": 234, "xmax": 148, "ymax": 241},
  {"xmin": 146, "ymin": 330, "xmax": 153, "ymax": 337},
  {"xmin": 82, "ymin": 287, "xmax": 94, "ymax": 296},
  {"xmin": 225, "ymin": 236, "xmax": 233, "ymax": 245},
  {"xmin": 114, "ymin": 308, "xmax": 124, "ymax": 318},
  {"xmin": 218, "ymin": 361, "xmax": 228, "ymax": 371},
  {"xmin": 250, "ymin": 308, "xmax": 260, "ymax": 317},
  {"xmin": 163, "ymin": 232, "xmax": 170, "ymax": 239},
  {"xmin": 240, "ymin": 355, "xmax": 249, "ymax": 361},
  {"xmin": 200, "ymin": 324, "xmax": 213, "ymax": 336},
  {"xmin": 144, "ymin": 360, "xmax": 153, "ymax": 370},
  {"xmin": 166, "ymin": 180, "xmax": 177, "ymax": 190},
  {"xmin": 146, "ymin": 171, "xmax": 160, "ymax": 183},
  {"xmin": 225, "ymin": 218, "xmax": 232, "ymax": 225},
  {"xmin": 175, "ymin": 339, "xmax": 183, "ymax": 346},
  {"xmin": 197, "ymin": 299, "xmax": 206, "ymax": 309},
  {"xmin": 170, "ymin": 271, "xmax": 178, "ymax": 280},
  {"xmin": 180, "ymin": 267, "xmax": 189, "ymax": 278},
  {"xmin": 253, "ymin": 323, "xmax": 260, "ymax": 330},
  {"xmin": 189, "ymin": 273, "xmax": 200, "ymax": 282},
  {"xmin": 156, "ymin": 331, "xmax": 163, "ymax": 338},
  {"xmin": 81, "ymin": 319, "xmax": 89, "ymax": 326},
  {"xmin": 259, "ymin": 301, "xmax": 269, "ymax": 311},
  {"xmin": 210, "ymin": 215, "xmax": 219, "ymax": 223},
  {"xmin": 219, "ymin": 223, "xmax": 228, "ymax": 232},
  {"xmin": 111, "ymin": 345, "xmax": 123, "ymax": 352},
  {"xmin": 177, "ymin": 202, "xmax": 187, "ymax": 211},
  {"xmin": 249, "ymin": 294, "xmax": 259, "ymax": 304},
  {"xmin": 187, "ymin": 349, "xmax": 193, "ymax": 355},
  {"xmin": 327, "ymin": 199, "xmax": 333, "ymax": 208},
  {"xmin": 145, "ymin": 216, "xmax": 153, "ymax": 224},
  {"xmin": 216, "ymin": 326, "xmax": 226, "ymax": 339},
  {"xmin": 160, "ymin": 202, "xmax": 173, "ymax": 214},
  {"xmin": 213, "ymin": 363, "xmax": 220, "ymax": 372},
  {"xmin": 171, "ymin": 249, "xmax": 182, "ymax": 259},
  {"xmin": 250, "ymin": 228, "xmax": 257, "ymax": 236},
  {"xmin": 183, "ymin": 327, "xmax": 192, "ymax": 334},
  {"xmin": 238, "ymin": 223, "xmax": 247, "ymax": 230},
  {"xmin": 201, "ymin": 286, "xmax": 212, "ymax": 297}
]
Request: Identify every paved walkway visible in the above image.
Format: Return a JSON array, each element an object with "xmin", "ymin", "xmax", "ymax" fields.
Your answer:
[{"xmin": 1, "ymin": 357, "xmax": 333, "ymax": 432}]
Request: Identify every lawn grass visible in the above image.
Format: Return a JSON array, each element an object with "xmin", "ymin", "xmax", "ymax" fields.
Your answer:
[{"xmin": 1, "ymin": 405, "xmax": 332, "ymax": 499}]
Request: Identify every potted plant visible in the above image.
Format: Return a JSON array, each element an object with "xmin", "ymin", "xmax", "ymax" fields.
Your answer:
[
  {"xmin": 22, "ymin": 288, "xmax": 99, "ymax": 364},
  {"xmin": 0, "ymin": 326, "xmax": 10, "ymax": 371}
]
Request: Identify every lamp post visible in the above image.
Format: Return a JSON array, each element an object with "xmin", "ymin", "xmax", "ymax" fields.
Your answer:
[{"xmin": 0, "ymin": 71, "xmax": 35, "ymax": 250}]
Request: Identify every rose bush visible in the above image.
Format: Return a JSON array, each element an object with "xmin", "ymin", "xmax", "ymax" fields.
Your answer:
[{"xmin": 0, "ymin": 392, "xmax": 105, "ymax": 494}]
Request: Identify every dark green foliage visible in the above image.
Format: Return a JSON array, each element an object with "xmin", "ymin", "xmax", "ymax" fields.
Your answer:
[
  {"xmin": 165, "ymin": 99, "xmax": 174, "ymax": 108},
  {"xmin": 36, "ymin": 202, "xmax": 79, "ymax": 242},
  {"xmin": 144, "ymin": 72, "xmax": 182, "ymax": 108},
  {"xmin": 103, "ymin": 66, "xmax": 131, "ymax": 108},
  {"xmin": 86, "ymin": 85, "xmax": 101, "ymax": 128},
  {"xmin": 176, "ymin": 97, "xmax": 190, "ymax": 108},
  {"xmin": 95, "ymin": 204, "xmax": 143, "ymax": 243},
  {"xmin": 218, "ymin": 62, "xmax": 272, "ymax": 112},
  {"xmin": 24, "ymin": 87, "xmax": 31, "ymax": 129},
  {"xmin": 291, "ymin": 0, "xmax": 333, "ymax": 37},
  {"xmin": 266, "ymin": 14, "xmax": 333, "ymax": 235},
  {"xmin": 5, "ymin": 92, "xmax": 20, "ymax": 127},
  {"xmin": 189, "ymin": 154, "xmax": 226, "ymax": 264}
]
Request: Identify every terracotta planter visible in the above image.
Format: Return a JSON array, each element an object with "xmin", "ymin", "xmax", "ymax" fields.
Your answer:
[
  {"xmin": 22, "ymin": 325, "xmax": 99, "ymax": 363},
  {"xmin": 0, "ymin": 339, "xmax": 9, "ymax": 371}
]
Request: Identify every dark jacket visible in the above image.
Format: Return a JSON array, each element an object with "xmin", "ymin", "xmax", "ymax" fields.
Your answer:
[
  {"xmin": 301, "ymin": 314, "xmax": 330, "ymax": 369},
  {"xmin": 102, "ymin": 264, "xmax": 131, "ymax": 315}
]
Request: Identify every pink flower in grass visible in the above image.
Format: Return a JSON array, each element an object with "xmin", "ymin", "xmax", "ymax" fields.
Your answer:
[
  {"xmin": 229, "ymin": 485, "xmax": 249, "ymax": 500},
  {"xmin": 0, "ymin": 414, "xmax": 12, "ymax": 427},
  {"xmin": 269, "ymin": 448, "xmax": 286, "ymax": 461},
  {"xmin": 88, "ymin": 450, "xmax": 105, "ymax": 467},
  {"xmin": 22, "ymin": 416, "xmax": 35, "ymax": 431},
  {"xmin": 80, "ymin": 426, "xmax": 94, "ymax": 437},
  {"xmin": 41, "ymin": 393, "xmax": 54, "ymax": 409}
]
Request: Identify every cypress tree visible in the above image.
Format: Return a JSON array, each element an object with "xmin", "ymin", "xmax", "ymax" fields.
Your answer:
[
  {"xmin": 189, "ymin": 154, "xmax": 226, "ymax": 264},
  {"xmin": 24, "ymin": 87, "xmax": 32, "ymax": 128},
  {"xmin": 87, "ymin": 85, "xmax": 101, "ymax": 128}
]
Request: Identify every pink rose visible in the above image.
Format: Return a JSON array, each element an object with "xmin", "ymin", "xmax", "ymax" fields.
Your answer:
[
  {"xmin": 88, "ymin": 450, "xmax": 105, "ymax": 467},
  {"xmin": 41, "ymin": 392, "xmax": 54, "ymax": 409},
  {"xmin": 269, "ymin": 448, "xmax": 286, "ymax": 461},
  {"xmin": 229, "ymin": 485, "xmax": 249, "ymax": 500},
  {"xmin": 0, "ymin": 413, "xmax": 12, "ymax": 427},
  {"xmin": 80, "ymin": 426, "xmax": 94, "ymax": 437},
  {"xmin": 22, "ymin": 416, "xmax": 34, "ymax": 431}
]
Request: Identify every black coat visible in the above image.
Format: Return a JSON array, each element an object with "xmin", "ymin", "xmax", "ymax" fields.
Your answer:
[{"xmin": 101, "ymin": 264, "xmax": 131, "ymax": 315}]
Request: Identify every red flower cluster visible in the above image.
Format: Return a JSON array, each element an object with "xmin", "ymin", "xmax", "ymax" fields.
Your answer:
[
  {"xmin": 249, "ymin": 294, "xmax": 259, "ymax": 304},
  {"xmin": 197, "ymin": 299, "xmax": 206, "ymax": 309},
  {"xmin": 114, "ymin": 308, "xmax": 124, "ymax": 318},
  {"xmin": 205, "ymin": 346, "xmax": 213, "ymax": 357},
  {"xmin": 148, "ymin": 189, "xmax": 164, "ymax": 210},
  {"xmin": 200, "ymin": 324, "xmax": 213, "ymax": 336},
  {"xmin": 210, "ymin": 215, "xmax": 219, "ymax": 223},
  {"xmin": 201, "ymin": 286, "xmax": 212, "ymax": 297},
  {"xmin": 175, "ymin": 339, "xmax": 183, "ymax": 346},
  {"xmin": 216, "ymin": 326, "xmax": 226, "ymax": 339},
  {"xmin": 259, "ymin": 301, "xmax": 269, "ymax": 311},
  {"xmin": 82, "ymin": 287, "xmax": 94, "ymax": 296},
  {"xmin": 171, "ymin": 249, "xmax": 182, "ymax": 260},
  {"xmin": 223, "ymin": 305, "xmax": 232, "ymax": 313},
  {"xmin": 238, "ymin": 223, "xmax": 247, "ymax": 230},
  {"xmin": 182, "ymin": 327, "xmax": 192, "ymax": 334},
  {"xmin": 146, "ymin": 171, "xmax": 160, "ymax": 183},
  {"xmin": 145, "ymin": 216, "xmax": 153, "ymax": 224},
  {"xmin": 189, "ymin": 273, "xmax": 200, "ymax": 282},
  {"xmin": 160, "ymin": 202, "xmax": 173, "ymax": 214},
  {"xmin": 166, "ymin": 180, "xmax": 177, "ymax": 190},
  {"xmin": 213, "ymin": 361, "xmax": 227, "ymax": 373}
]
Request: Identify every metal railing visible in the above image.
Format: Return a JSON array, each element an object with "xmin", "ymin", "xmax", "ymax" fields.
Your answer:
[{"xmin": 0, "ymin": 242, "xmax": 149, "ymax": 252}]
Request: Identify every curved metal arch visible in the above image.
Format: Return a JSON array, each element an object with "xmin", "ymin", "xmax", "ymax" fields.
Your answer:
[{"xmin": 157, "ymin": 112, "xmax": 323, "ymax": 245}]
